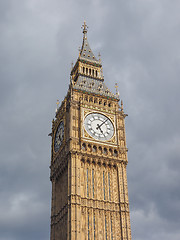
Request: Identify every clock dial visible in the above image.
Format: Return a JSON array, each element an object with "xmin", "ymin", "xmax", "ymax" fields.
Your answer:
[
  {"xmin": 84, "ymin": 113, "xmax": 114, "ymax": 141},
  {"xmin": 54, "ymin": 121, "xmax": 64, "ymax": 152}
]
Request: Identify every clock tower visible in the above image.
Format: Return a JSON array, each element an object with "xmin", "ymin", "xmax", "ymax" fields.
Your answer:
[{"xmin": 50, "ymin": 22, "xmax": 132, "ymax": 240}]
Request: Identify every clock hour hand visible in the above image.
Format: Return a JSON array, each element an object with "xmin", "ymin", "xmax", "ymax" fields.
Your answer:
[{"xmin": 96, "ymin": 124, "xmax": 103, "ymax": 134}]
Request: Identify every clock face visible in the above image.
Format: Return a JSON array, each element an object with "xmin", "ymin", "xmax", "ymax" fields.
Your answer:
[
  {"xmin": 84, "ymin": 112, "xmax": 114, "ymax": 141},
  {"xmin": 54, "ymin": 121, "xmax": 64, "ymax": 152}
]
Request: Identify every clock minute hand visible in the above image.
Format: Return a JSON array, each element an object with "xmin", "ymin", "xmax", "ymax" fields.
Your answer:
[{"xmin": 96, "ymin": 119, "xmax": 108, "ymax": 130}]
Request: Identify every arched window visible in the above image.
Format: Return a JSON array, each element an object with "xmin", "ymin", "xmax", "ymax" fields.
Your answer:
[
  {"xmin": 114, "ymin": 149, "xmax": 118, "ymax": 157},
  {"xmin": 82, "ymin": 143, "xmax": 86, "ymax": 151},
  {"xmin": 89, "ymin": 97, "xmax": 93, "ymax": 102},
  {"xmin": 109, "ymin": 148, "xmax": 113, "ymax": 156},
  {"xmin": 103, "ymin": 148, "xmax": 107, "ymax": 155},
  {"xmin": 98, "ymin": 146, "xmax": 102, "ymax": 154},
  {"xmin": 88, "ymin": 144, "xmax": 92, "ymax": 152},
  {"xmin": 93, "ymin": 145, "xmax": 97, "ymax": 153}
]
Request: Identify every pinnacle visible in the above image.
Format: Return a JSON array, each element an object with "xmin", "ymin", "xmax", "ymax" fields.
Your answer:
[{"xmin": 79, "ymin": 21, "xmax": 98, "ymax": 63}]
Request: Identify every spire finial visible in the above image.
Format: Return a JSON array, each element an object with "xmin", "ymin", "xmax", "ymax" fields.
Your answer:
[
  {"xmin": 78, "ymin": 46, "xmax": 81, "ymax": 56},
  {"xmin": 56, "ymin": 99, "xmax": 60, "ymax": 112},
  {"xmin": 98, "ymin": 52, "xmax": 101, "ymax": 63},
  {"xmin": 81, "ymin": 21, "xmax": 88, "ymax": 38},
  {"xmin": 121, "ymin": 99, "xmax": 124, "ymax": 111},
  {"xmin": 115, "ymin": 83, "xmax": 120, "ymax": 98}
]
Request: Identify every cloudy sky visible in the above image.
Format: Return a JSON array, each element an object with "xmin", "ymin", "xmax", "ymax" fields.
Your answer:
[{"xmin": 0, "ymin": 0, "xmax": 180, "ymax": 239}]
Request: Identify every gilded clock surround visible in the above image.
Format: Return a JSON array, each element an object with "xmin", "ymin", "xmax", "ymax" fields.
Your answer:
[{"xmin": 50, "ymin": 22, "xmax": 131, "ymax": 240}]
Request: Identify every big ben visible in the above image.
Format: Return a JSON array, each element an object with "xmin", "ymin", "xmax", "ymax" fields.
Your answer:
[{"xmin": 50, "ymin": 22, "xmax": 132, "ymax": 240}]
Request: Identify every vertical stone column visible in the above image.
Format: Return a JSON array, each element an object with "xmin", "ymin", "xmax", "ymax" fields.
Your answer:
[
  {"xmin": 75, "ymin": 154, "xmax": 81, "ymax": 239},
  {"xmin": 70, "ymin": 154, "xmax": 76, "ymax": 239},
  {"xmin": 50, "ymin": 180, "xmax": 55, "ymax": 240},
  {"xmin": 122, "ymin": 163, "xmax": 131, "ymax": 239},
  {"xmin": 117, "ymin": 162, "xmax": 132, "ymax": 240},
  {"xmin": 67, "ymin": 155, "xmax": 71, "ymax": 240},
  {"xmin": 117, "ymin": 163, "xmax": 127, "ymax": 240}
]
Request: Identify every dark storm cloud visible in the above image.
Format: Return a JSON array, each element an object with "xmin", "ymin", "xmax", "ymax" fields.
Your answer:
[{"xmin": 0, "ymin": 0, "xmax": 180, "ymax": 239}]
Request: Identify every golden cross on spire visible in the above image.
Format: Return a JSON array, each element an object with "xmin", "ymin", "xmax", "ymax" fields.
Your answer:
[
  {"xmin": 115, "ymin": 83, "xmax": 118, "ymax": 94},
  {"xmin": 81, "ymin": 20, "xmax": 88, "ymax": 35},
  {"xmin": 56, "ymin": 99, "xmax": 60, "ymax": 113},
  {"xmin": 115, "ymin": 83, "xmax": 120, "ymax": 97}
]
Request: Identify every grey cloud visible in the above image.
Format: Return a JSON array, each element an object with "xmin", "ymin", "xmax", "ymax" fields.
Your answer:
[{"xmin": 0, "ymin": 0, "xmax": 180, "ymax": 239}]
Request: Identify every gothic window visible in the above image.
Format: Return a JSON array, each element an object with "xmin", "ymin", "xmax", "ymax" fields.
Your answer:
[
  {"xmin": 89, "ymin": 97, "xmax": 93, "ymax": 102},
  {"xmin": 98, "ymin": 146, "xmax": 102, "ymax": 154},
  {"xmin": 83, "ymin": 67, "xmax": 85, "ymax": 73},
  {"xmin": 92, "ymin": 145, "xmax": 97, "ymax": 153},
  {"xmin": 93, "ymin": 214, "xmax": 96, "ymax": 240},
  {"xmin": 104, "ymin": 101, "xmax": 107, "ymax": 106},
  {"xmin": 82, "ymin": 143, "xmax": 86, "ymax": 151},
  {"xmin": 103, "ymin": 148, "xmax": 107, "ymax": 155},
  {"xmin": 87, "ymin": 168, "xmax": 89, "ymax": 197},
  {"xmin": 86, "ymin": 68, "xmax": 88, "ymax": 74},
  {"xmin": 88, "ymin": 213, "xmax": 90, "ymax": 240},
  {"xmin": 114, "ymin": 150, "xmax": 118, "ymax": 157},
  {"xmin": 92, "ymin": 169, "xmax": 94, "ymax": 198},
  {"xmin": 96, "ymin": 70, "xmax": 98, "ymax": 77},
  {"xmin": 88, "ymin": 144, "xmax": 92, "ymax": 152},
  {"xmin": 108, "ymin": 172, "xmax": 111, "ymax": 201},
  {"xmin": 89, "ymin": 69, "xmax": 91, "ymax": 75},
  {"xmin": 111, "ymin": 217, "xmax": 113, "ymax": 240},
  {"xmin": 105, "ymin": 216, "xmax": 107, "ymax": 240},
  {"xmin": 109, "ymin": 148, "xmax": 113, "ymax": 156},
  {"xmin": 94, "ymin": 98, "xmax": 97, "ymax": 103},
  {"xmin": 103, "ymin": 171, "xmax": 106, "ymax": 200},
  {"xmin": 92, "ymin": 69, "xmax": 94, "ymax": 76}
]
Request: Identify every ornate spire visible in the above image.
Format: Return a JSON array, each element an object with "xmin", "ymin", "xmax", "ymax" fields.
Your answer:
[{"xmin": 79, "ymin": 21, "xmax": 98, "ymax": 62}]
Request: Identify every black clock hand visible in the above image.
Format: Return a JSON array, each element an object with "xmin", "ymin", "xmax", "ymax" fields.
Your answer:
[
  {"xmin": 97, "ymin": 124, "xmax": 104, "ymax": 134},
  {"xmin": 96, "ymin": 119, "xmax": 108, "ymax": 130}
]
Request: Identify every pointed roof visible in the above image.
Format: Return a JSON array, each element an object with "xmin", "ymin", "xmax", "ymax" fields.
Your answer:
[
  {"xmin": 79, "ymin": 21, "xmax": 98, "ymax": 63},
  {"xmin": 73, "ymin": 75, "xmax": 119, "ymax": 99},
  {"xmin": 70, "ymin": 22, "xmax": 119, "ymax": 100}
]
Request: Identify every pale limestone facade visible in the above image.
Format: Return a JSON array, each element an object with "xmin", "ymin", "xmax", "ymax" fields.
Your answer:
[{"xmin": 50, "ymin": 22, "xmax": 131, "ymax": 240}]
